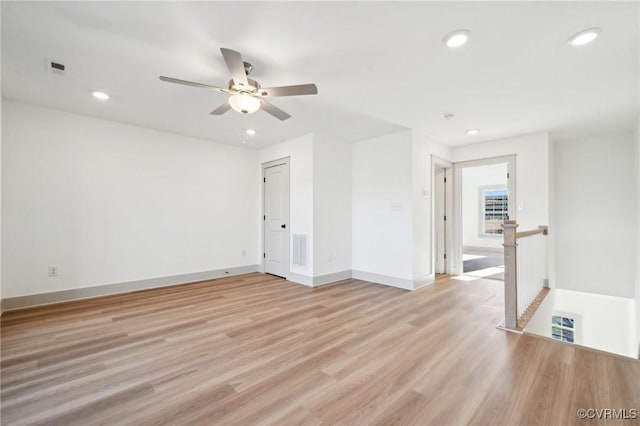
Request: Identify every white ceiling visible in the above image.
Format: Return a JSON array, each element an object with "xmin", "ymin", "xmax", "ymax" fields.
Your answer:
[{"xmin": 2, "ymin": 1, "xmax": 639, "ymax": 149}]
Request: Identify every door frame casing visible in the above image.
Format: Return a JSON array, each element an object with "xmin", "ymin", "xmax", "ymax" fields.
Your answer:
[
  {"xmin": 451, "ymin": 155, "xmax": 516, "ymax": 276},
  {"xmin": 262, "ymin": 157, "xmax": 291, "ymax": 278},
  {"xmin": 431, "ymin": 156, "xmax": 453, "ymax": 276}
]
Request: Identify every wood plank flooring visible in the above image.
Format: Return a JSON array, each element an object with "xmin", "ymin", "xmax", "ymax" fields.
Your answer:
[{"xmin": 1, "ymin": 273, "xmax": 639, "ymax": 425}]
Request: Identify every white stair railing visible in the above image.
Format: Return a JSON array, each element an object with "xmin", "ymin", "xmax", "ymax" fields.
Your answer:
[{"xmin": 502, "ymin": 221, "xmax": 548, "ymax": 331}]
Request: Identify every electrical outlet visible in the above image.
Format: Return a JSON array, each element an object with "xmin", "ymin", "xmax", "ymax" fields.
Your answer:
[
  {"xmin": 328, "ymin": 255, "xmax": 333, "ymax": 263},
  {"xmin": 241, "ymin": 249, "xmax": 247, "ymax": 257},
  {"xmin": 48, "ymin": 266, "xmax": 58, "ymax": 277}
]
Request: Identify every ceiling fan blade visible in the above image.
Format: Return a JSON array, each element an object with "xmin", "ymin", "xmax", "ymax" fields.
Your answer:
[
  {"xmin": 258, "ymin": 84, "xmax": 318, "ymax": 97},
  {"xmin": 220, "ymin": 48, "xmax": 249, "ymax": 88},
  {"xmin": 260, "ymin": 100, "xmax": 292, "ymax": 121},
  {"xmin": 210, "ymin": 100, "xmax": 231, "ymax": 115},
  {"xmin": 159, "ymin": 76, "xmax": 228, "ymax": 93}
]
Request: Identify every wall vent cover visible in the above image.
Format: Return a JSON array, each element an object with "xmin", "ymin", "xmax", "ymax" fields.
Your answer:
[
  {"xmin": 46, "ymin": 58, "xmax": 66, "ymax": 75},
  {"xmin": 292, "ymin": 234, "xmax": 307, "ymax": 266}
]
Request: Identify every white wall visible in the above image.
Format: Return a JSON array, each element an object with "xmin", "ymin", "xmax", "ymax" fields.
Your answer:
[
  {"xmin": 554, "ymin": 133, "xmax": 637, "ymax": 299},
  {"xmin": 351, "ymin": 130, "xmax": 452, "ymax": 288},
  {"xmin": 258, "ymin": 134, "xmax": 314, "ymax": 281},
  {"xmin": 2, "ymin": 100, "xmax": 259, "ymax": 298},
  {"xmin": 0, "ymin": 25, "xmax": 2, "ymax": 308},
  {"xmin": 352, "ymin": 130, "xmax": 413, "ymax": 282},
  {"xmin": 526, "ymin": 288, "xmax": 637, "ymax": 358},
  {"xmin": 453, "ymin": 132, "xmax": 550, "ymax": 231},
  {"xmin": 412, "ymin": 132, "xmax": 451, "ymax": 282},
  {"xmin": 313, "ymin": 134, "xmax": 351, "ymax": 277},
  {"xmin": 636, "ymin": 115, "xmax": 640, "ymax": 350},
  {"xmin": 0, "ymin": 100, "xmax": 2, "ymax": 302},
  {"xmin": 548, "ymin": 132, "xmax": 558, "ymax": 294},
  {"xmin": 461, "ymin": 163, "xmax": 507, "ymax": 250}
]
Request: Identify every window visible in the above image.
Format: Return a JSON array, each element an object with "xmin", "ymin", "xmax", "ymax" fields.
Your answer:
[
  {"xmin": 482, "ymin": 188, "xmax": 508, "ymax": 235},
  {"xmin": 552, "ymin": 315, "xmax": 575, "ymax": 343}
]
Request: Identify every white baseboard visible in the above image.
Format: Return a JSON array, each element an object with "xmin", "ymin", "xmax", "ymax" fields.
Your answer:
[
  {"xmin": 351, "ymin": 270, "xmax": 413, "ymax": 290},
  {"xmin": 2, "ymin": 266, "xmax": 436, "ymax": 312},
  {"xmin": 287, "ymin": 272, "xmax": 314, "ymax": 287},
  {"xmin": 288, "ymin": 269, "xmax": 415, "ymax": 290},
  {"xmin": 413, "ymin": 273, "xmax": 435, "ymax": 289},
  {"xmin": 313, "ymin": 270, "xmax": 352, "ymax": 287},
  {"xmin": 1, "ymin": 264, "xmax": 260, "ymax": 312}
]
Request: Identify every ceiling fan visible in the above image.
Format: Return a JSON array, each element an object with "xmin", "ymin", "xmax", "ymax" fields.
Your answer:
[{"xmin": 159, "ymin": 48, "xmax": 318, "ymax": 121}]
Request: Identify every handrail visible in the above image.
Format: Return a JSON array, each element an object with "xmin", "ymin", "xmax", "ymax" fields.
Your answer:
[
  {"xmin": 516, "ymin": 226, "xmax": 548, "ymax": 239},
  {"xmin": 501, "ymin": 221, "xmax": 549, "ymax": 331}
]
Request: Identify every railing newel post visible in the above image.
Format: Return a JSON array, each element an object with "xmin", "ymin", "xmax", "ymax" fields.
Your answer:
[{"xmin": 502, "ymin": 220, "xmax": 519, "ymax": 330}]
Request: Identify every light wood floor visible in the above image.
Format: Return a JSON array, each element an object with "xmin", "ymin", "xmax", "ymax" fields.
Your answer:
[{"xmin": 1, "ymin": 273, "xmax": 639, "ymax": 425}]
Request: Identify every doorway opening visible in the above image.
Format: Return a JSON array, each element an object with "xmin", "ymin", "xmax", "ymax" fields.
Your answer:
[
  {"xmin": 453, "ymin": 156, "xmax": 515, "ymax": 280},
  {"xmin": 432, "ymin": 156, "xmax": 452, "ymax": 279},
  {"xmin": 262, "ymin": 158, "xmax": 290, "ymax": 278}
]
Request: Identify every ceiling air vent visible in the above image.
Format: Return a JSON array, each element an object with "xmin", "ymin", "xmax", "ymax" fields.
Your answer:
[{"xmin": 46, "ymin": 58, "xmax": 66, "ymax": 75}]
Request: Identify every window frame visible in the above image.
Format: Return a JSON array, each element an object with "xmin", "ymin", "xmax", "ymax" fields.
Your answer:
[{"xmin": 552, "ymin": 315, "xmax": 576, "ymax": 343}]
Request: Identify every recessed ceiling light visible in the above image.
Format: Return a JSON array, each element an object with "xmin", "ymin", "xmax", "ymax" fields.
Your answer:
[
  {"xmin": 246, "ymin": 129, "xmax": 256, "ymax": 136},
  {"xmin": 567, "ymin": 28, "xmax": 601, "ymax": 46},
  {"xmin": 466, "ymin": 129, "xmax": 479, "ymax": 135},
  {"xmin": 92, "ymin": 91, "xmax": 110, "ymax": 100},
  {"xmin": 443, "ymin": 30, "xmax": 471, "ymax": 48}
]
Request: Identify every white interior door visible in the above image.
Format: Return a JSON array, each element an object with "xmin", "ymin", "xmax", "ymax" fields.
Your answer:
[
  {"xmin": 264, "ymin": 162, "xmax": 289, "ymax": 278},
  {"xmin": 434, "ymin": 168, "xmax": 446, "ymax": 274}
]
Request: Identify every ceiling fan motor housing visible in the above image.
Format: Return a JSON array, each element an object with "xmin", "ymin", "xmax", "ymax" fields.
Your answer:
[
  {"xmin": 243, "ymin": 61, "xmax": 253, "ymax": 76},
  {"xmin": 229, "ymin": 78, "xmax": 260, "ymax": 94}
]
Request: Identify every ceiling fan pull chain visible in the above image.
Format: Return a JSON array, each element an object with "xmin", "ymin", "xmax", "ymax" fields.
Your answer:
[{"xmin": 242, "ymin": 115, "xmax": 248, "ymax": 142}]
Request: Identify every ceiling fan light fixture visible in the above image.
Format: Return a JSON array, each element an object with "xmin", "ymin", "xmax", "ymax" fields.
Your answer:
[
  {"xmin": 443, "ymin": 30, "xmax": 470, "ymax": 48},
  {"xmin": 229, "ymin": 94, "xmax": 260, "ymax": 114}
]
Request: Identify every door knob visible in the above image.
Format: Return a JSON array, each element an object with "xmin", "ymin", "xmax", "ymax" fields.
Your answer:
[{"xmin": 281, "ymin": 224, "xmax": 286, "ymax": 229}]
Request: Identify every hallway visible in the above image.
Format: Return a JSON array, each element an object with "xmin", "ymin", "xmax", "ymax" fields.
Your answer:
[{"xmin": 463, "ymin": 249, "xmax": 505, "ymax": 280}]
